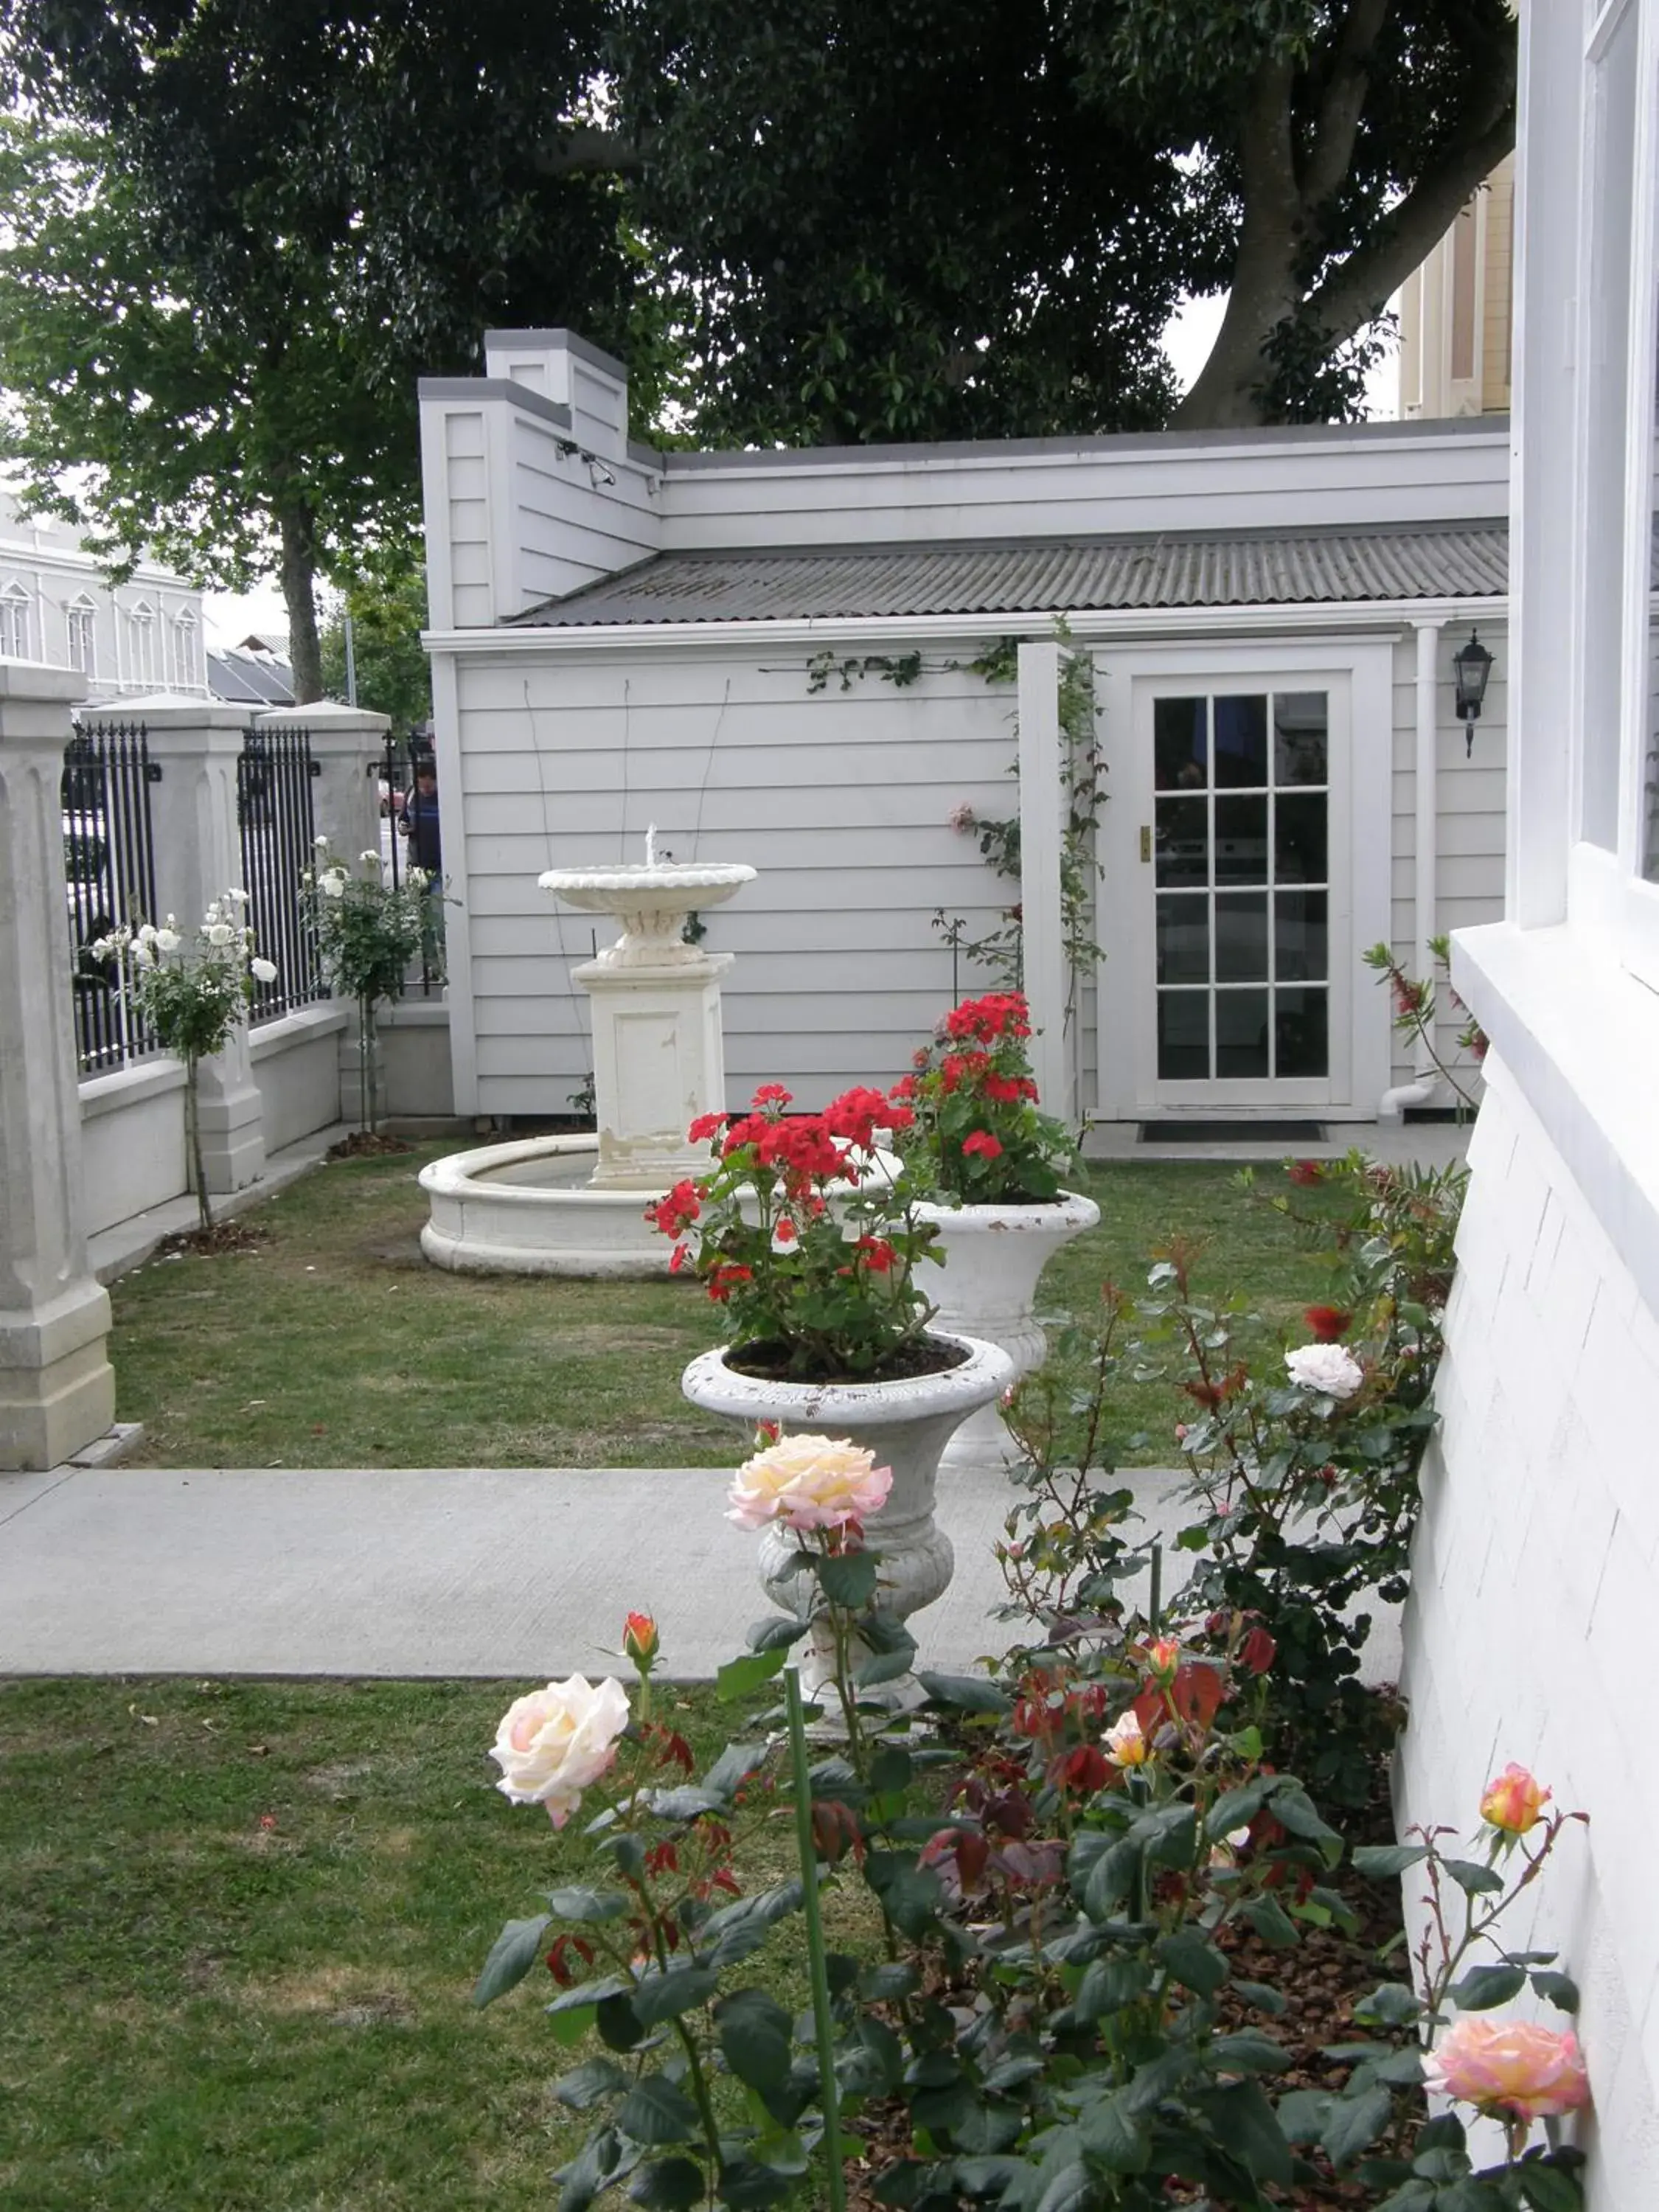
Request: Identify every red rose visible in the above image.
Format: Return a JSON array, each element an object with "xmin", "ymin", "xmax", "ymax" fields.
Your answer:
[
  {"xmin": 1286, "ymin": 1160, "xmax": 1324, "ymax": 1187},
  {"xmin": 1304, "ymin": 1305, "xmax": 1353, "ymax": 1341}
]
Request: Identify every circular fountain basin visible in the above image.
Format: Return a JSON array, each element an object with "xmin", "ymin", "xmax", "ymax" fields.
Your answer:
[{"xmin": 420, "ymin": 1137, "xmax": 678, "ymax": 1278}]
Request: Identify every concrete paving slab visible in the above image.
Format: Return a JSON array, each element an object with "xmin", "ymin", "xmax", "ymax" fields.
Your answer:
[{"xmin": 0, "ymin": 1460, "xmax": 1399, "ymax": 1690}]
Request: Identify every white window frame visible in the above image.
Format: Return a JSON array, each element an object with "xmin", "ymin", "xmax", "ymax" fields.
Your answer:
[
  {"xmin": 1559, "ymin": 0, "xmax": 1659, "ymax": 988},
  {"xmin": 126, "ymin": 598, "xmax": 156, "ymax": 690},
  {"xmin": 170, "ymin": 608, "xmax": 198, "ymax": 691},
  {"xmin": 0, "ymin": 580, "xmax": 32, "ymax": 659},
  {"xmin": 66, "ymin": 594, "xmax": 97, "ymax": 678},
  {"xmin": 1092, "ymin": 636, "xmax": 1394, "ymax": 1122}
]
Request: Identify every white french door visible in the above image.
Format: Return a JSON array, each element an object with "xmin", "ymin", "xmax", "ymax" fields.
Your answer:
[{"xmin": 1094, "ymin": 644, "xmax": 1393, "ymax": 1120}]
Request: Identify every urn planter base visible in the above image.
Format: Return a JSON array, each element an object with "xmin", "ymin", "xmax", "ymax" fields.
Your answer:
[
  {"xmin": 916, "ymin": 1190, "xmax": 1101, "ymax": 1467},
  {"xmin": 681, "ymin": 1332, "xmax": 1013, "ymax": 1722}
]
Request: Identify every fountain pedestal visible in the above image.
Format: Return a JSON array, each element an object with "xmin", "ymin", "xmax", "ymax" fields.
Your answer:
[
  {"xmin": 580, "ymin": 946, "xmax": 733, "ymax": 1191},
  {"xmin": 420, "ymin": 856, "xmax": 757, "ymax": 1276}
]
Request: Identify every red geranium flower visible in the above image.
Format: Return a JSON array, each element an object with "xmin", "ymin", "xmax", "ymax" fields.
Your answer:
[
  {"xmin": 961, "ymin": 1130, "xmax": 1003, "ymax": 1160},
  {"xmin": 752, "ymin": 1083, "xmax": 793, "ymax": 1106},
  {"xmin": 687, "ymin": 1111, "xmax": 728, "ymax": 1144}
]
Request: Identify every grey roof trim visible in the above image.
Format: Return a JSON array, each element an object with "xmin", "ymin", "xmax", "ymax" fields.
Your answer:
[
  {"xmin": 508, "ymin": 522, "xmax": 1509, "ymax": 629},
  {"xmin": 484, "ymin": 328, "xmax": 630, "ymax": 382},
  {"xmin": 661, "ymin": 413, "xmax": 1511, "ymax": 473},
  {"xmin": 417, "ymin": 376, "xmax": 574, "ymax": 433}
]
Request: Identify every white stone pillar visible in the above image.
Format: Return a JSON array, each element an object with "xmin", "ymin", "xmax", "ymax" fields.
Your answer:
[
  {"xmin": 257, "ymin": 700, "xmax": 389, "ymax": 866},
  {"xmin": 1017, "ymin": 641, "xmax": 1072, "ymax": 1121},
  {"xmin": 123, "ymin": 696, "xmax": 266, "ymax": 1192},
  {"xmin": 0, "ymin": 661, "xmax": 116, "ymax": 1469}
]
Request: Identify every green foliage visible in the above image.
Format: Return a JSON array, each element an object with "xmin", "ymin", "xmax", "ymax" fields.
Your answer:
[
  {"xmin": 303, "ymin": 840, "xmax": 434, "ymax": 1132},
  {"xmin": 319, "ymin": 558, "xmax": 434, "ymax": 729}
]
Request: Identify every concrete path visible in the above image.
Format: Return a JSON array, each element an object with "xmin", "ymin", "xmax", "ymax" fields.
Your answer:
[{"xmin": 0, "ymin": 1459, "xmax": 1401, "ymax": 1688}]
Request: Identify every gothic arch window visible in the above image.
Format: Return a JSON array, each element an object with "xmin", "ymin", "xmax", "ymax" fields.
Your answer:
[
  {"xmin": 127, "ymin": 599, "xmax": 156, "ymax": 688},
  {"xmin": 66, "ymin": 594, "xmax": 97, "ymax": 678},
  {"xmin": 0, "ymin": 581, "xmax": 32, "ymax": 659},
  {"xmin": 170, "ymin": 608, "xmax": 198, "ymax": 690}
]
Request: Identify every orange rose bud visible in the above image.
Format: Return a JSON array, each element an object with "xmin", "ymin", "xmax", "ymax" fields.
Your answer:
[
  {"xmin": 1480, "ymin": 1762, "xmax": 1550, "ymax": 1835},
  {"xmin": 1145, "ymin": 1636, "xmax": 1182, "ymax": 1683},
  {"xmin": 622, "ymin": 1611, "xmax": 660, "ymax": 1670}
]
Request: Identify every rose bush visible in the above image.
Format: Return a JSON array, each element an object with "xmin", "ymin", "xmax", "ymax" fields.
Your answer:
[
  {"xmin": 92, "ymin": 893, "xmax": 276, "ymax": 1233},
  {"xmin": 302, "ymin": 837, "xmax": 435, "ymax": 1133}
]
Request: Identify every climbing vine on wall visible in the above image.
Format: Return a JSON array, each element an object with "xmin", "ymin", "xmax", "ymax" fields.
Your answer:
[
  {"xmin": 796, "ymin": 622, "xmax": 1106, "ymax": 1030},
  {"xmin": 936, "ymin": 625, "xmax": 1106, "ymax": 1029}
]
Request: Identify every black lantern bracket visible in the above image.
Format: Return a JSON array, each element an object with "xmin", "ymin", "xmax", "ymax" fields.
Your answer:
[{"xmin": 1453, "ymin": 630, "xmax": 1495, "ymax": 758}]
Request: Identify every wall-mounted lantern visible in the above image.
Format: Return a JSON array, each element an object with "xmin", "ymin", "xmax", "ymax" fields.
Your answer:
[{"xmin": 1453, "ymin": 630, "xmax": 1495, "ymax": 757}]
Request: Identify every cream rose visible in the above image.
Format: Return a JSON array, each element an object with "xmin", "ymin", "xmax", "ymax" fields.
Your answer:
[
  {"xmin": 249, "ymin": 956, "xmax": 278, "ymax": 984},
  {"xmin": 1284, "ymin": 1343, "xmax": 1365, "ymax": 1399},
  {"xmin": 489, "ymin": 1674, "xmax": 630, "ymax": 1826},
  {"xmin": 153, "ymin": 927, "xmax": 181, "ymax": 955},
  {"xmin": 205, "ymin": 922, "xmax": 234, "ymax": 947},
  {"xmin": 726, "ymin": 1433, "xmax": 893, "ymax": 1533}
]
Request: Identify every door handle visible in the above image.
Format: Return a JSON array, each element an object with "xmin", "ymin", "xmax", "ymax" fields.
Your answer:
[{"xmin": 1139, "ymin": 825, "xmax": 1152, "ymax": 863}]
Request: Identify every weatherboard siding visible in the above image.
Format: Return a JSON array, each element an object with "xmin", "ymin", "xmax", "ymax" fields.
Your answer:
[
  {"xmin": 451, "ymin": 643, "xmax": 1036, "ymax": 1114},
  {"xmin": 1386, "ymin": 627, "xmax": 1508, "ymax": 1093}
]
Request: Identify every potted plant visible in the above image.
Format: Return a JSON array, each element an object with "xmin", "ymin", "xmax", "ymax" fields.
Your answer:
[
  {"xmin": 888, "ymin": 991, "xmax": 1099, "ymax": 1465},
  {"xmin": 657, "ymin": 1082, "xmax": 1012, "ymax": 1682}
]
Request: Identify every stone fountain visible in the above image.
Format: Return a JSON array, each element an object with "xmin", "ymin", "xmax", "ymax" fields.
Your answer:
[{"xmin": 420, "ymin": 834, "xmax": 755, "ymax": 1276}]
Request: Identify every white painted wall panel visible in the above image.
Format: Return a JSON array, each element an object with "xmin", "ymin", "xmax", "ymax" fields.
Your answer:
[
  {"xmin": 448, "ymin": 644, "xmax": 1040, "ymax": 1113},
  {"xmin": 1398, "ymin": 1057, "xmax": 1659, "ymax": 2198}
]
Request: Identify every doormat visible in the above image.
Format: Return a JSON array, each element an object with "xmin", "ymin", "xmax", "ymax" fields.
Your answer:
[{"xmin": 1138, "ymin": 1121, "xmax": 1327, "ymax": 1144}]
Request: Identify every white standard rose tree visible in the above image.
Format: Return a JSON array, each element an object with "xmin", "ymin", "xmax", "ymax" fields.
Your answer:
[
  {"xmin": 93, "ymin": 894, "xmax": 277, "ymax": 1234},
  {"xmin": 302, "ymin": 838, "xmax": 431, "ymax": 1135}
]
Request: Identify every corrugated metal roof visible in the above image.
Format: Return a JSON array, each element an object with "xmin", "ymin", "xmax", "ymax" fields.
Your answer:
[{"xmin": 510, "ymin": 524, "xmax": 1509, "ymax": 629}]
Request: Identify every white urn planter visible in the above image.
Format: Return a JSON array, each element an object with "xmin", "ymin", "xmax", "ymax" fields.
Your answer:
[
  {"xmin": 915, "ymin": 1190, "xmax": 1101, "ymax": 1468},
  {"xmin": 681, "ymin": 1332, "xmax": 1014, "ymax": 1709}
]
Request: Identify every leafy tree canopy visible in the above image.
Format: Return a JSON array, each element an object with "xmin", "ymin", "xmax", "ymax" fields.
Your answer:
[{"xmin": 319, "ymin": 557, "xmax": 434, "ymax": 732}]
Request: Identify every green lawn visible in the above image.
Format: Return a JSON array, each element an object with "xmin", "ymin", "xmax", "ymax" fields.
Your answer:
[
  {"xmin": 110, "ymin": 1147, "xmax": 1335, "ymax": 1469},
  {"xmin": 0, "ymin": 1677, "xmax": 853, "ymax": 2212}
]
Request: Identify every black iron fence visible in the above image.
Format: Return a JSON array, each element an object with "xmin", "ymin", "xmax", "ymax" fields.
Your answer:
[
  {"xmin": 238, "ymin": 724, "xmax": 327, "ymax": 1022},
  {"xmin": 63, "ymin": 720, "xmax": 161, "ymax": 1075},
  {"xmin": 378, "ymin": 726, "xmax": 442, "ymax": 996}
]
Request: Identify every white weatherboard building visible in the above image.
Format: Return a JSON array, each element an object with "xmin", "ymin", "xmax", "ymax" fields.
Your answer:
[
  {"xmin": 419, "ymin": 336, "xmax": 1509, "ymax": 1131},
  {"xmin": 1394, "ymin": 1, "xmax": 1659, "ymax": 2199}
]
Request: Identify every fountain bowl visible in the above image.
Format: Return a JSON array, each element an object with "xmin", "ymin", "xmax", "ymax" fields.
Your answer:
[
  {"xmin": 420, "ymin": 1136, "xmax": 679, "ymax": 1277},
  {"xmin": 539, "ymin": 861, "xmax": 757, "ymax": 967}
]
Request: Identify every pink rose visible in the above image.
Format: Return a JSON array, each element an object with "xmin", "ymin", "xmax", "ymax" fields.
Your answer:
[
  {"xmin": 727, "ymin": 1433, "xmax": 894, "ymax": 1534},
  {"xmin": 1423, "ymin": 2017, "xmax": 1590, "ymax": 2124},
  {"xmin": 1480, "ymin": 1763, "xmax": 1551, "ymax": 1836}
]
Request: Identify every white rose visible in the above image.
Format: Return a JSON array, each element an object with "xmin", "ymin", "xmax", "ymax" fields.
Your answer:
[
  {"xmin": 406, "ymin": 865, "xmax": 428, "ymax": 886},
  {"xmin": 314, "ymin": 834, "xmax": 329, "ymax": 849},
  {"xmin": 90, "ymin": 936, "xmax": 111, "ymax": 959},
  {"xmin": 361, "ymin": 849, "xmax": 380, "ymax": 866},
  {"xmin": 153, "ymin": 928, "xmax": 181, "ymax": 954},
  {"xmin": 136, "ymin": 922, "xmax": 158, "ymax": 945},
  {"xmin": 249, "ymin": 956, "xmax": 278, "ymax": 984},
  {"xmin": 131, "ymin": 939, "xmax": 154, "ymax": 967},
  {"xmin": 206, "ymin": 922, "xmax": 234, "ymax": 947},
  {"xmin": 1284, "ymin": 1343, "xmax": 1365, "ymax": 1400},
  {"xmin": 225, "ymin": 887, "xmax": 249, "ymax": 904},
  {"xmin": 489, "ymin": 1675, "xmax": 630, "ymax": 1826},
  {"xmin": 320, "ymin": 869, "xmax": 347, "ymax": 900}
]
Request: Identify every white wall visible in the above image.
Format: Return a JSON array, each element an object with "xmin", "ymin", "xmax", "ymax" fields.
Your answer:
[
  {"xmin": 1387, "ymin": 623, "xmax": 1507, "ymax": 1091},
  {"xmin": 446, "ymin": 641, "xmax": 1030, "ymax": 1117},
  {"xmin": 1398, "ymin": 1055, "xmax": 1659, "ymax": 2194}
]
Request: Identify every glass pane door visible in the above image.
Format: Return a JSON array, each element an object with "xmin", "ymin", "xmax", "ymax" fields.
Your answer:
[{"xmin": 1153, "ymin": 691, "xmax": 1330, "ymax": 1081}]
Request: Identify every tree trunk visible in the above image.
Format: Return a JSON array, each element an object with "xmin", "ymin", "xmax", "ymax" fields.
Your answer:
[{"xmin": 278, "ymin": 498, "xmax": 324, "ymax": 703}]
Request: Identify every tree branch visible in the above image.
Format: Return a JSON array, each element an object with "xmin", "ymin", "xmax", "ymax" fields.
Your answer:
[
  {"xmin": 1300, "ymin": 0, "xmax": 1393, "ymax": 214},
  {"xmin": 1301, "ymin": 99, "xmax": 1517, "ymax": 344},
  {"xmin": 531, "ymin": 125, "xmax": 653, "ymax": 179}
]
